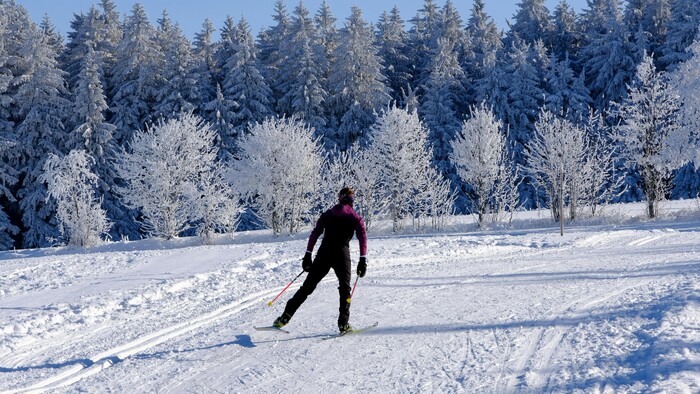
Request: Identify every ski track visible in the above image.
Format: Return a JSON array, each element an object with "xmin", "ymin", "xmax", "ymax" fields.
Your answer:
[{"xmin": 1, "ymin": 213, "xmax": 699, "ymax": 393}]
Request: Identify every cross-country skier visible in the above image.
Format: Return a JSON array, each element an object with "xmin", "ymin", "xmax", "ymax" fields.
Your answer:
[{"xmin": 273, "ymin": 187, "xmax": 367, "ymax": 333}]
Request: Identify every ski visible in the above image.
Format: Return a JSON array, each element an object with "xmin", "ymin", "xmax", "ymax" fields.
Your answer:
[
  {"xmin": 321, "ymin": 322, "xmax": 378, "ymax": 340},
  {"xmin": 254, "ymin": 325, "xmax": 290, "ymax": 334}
]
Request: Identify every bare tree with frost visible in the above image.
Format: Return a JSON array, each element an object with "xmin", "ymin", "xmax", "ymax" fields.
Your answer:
[
  {"xmin": 451, "ymin": 104, "xmax": 517, "ymax": 225},
  {"xmin": 115, "ymin": 113, "xmax": 236, "ymax": 239},
  {"xmin": 41, "ymin": 150, "xmax": 111, "ymax": 247},
  {"xmin": 615, "ymin": 53, "xmax": 684, "ymax": 218},
  {"xmin": 526, "ymin": 110, "xmax": 588, "ymax": 222},
  {"xmin": 367, "ymin": 105, "xmax": 453, "ymax": 232},
  {"xmin": 231, "ymin": 117, "xmax": 323, "ymax": 235}
]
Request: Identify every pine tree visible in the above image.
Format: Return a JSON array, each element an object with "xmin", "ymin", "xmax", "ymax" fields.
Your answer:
[
  {"xmin": 193, "ymin": 18, "xmax": 218, "ymax": 114},
  {"xmin": 550, "ymin": 0, "xmax": 580, "ymax": 60},
  {"xmin": 419, "ymin": 37, "xmax": 467, "ymax": 173},
  {"xmin": 376, "ymin": 7, "xmax": 411, "ymax": 104},
  {"xmin": 466, "ymin": 0, "xmax": 504, "ymax": 109},
  {"xmin": 544, "ymin": 53, "xmax": 592, "ymax": 123},
  {"xmin": 110, "ymin": 3, "xmax": 162, "ymax": 144},
  {"xmin": 258, "ymin": 0, "xmax": 290, "ymax": 109},
  {"xmin": 221, "ymin": 18, "xmax": 273, "ymax": 139},
  {"xmin": 13, "ymin": 24, "xmax": 71, "ymax": 247},
  {"xmin": 579, "ymin": 0, "xmax": 636, "ymax": 110},
  {"xmin": 327, "ymin": 6, "xmax": 389, "ymax": 150},
  {"xmin": 660, "ymin": 0, "xmax": 700, "ymax": 69},
  {"xmin": 624, "ymin": 0, "xmax": 671, "ymax": 60},
  {"xmin": 276, "ymin": 2, "xmax": 327, "ymax": 131},
  {"xmin": 508, "ymin": 0, "xmax": 552, "ymax": 47},
  {"xmin": 0, "ymin": 14, "xmax": 19, "ymax": 248},
  {"xmin": 154, "ymin": 14, "xmax": 199, "ymax": 120},
  {"xmin": 314, "ymin": 0, "xmax": 338, "ymax": 92}
]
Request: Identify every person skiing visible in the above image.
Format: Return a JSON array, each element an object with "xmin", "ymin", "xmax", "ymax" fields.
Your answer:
[{"xmin": 273, "ymin": 187, "xmax": 367, "ymax": 333}]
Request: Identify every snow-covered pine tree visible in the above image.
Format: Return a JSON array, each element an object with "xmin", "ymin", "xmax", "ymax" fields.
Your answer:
[
  {"xmin": 62, "ymin": 6, "xmax": 102, "ymax": 93},
  {"xmin": 624, "ymin": 0, "xmax": 671, "ymax": 60},
  {"xmin": 507, "ymin": 0, "xmax": 552, "ymax": 47},
  {"xmin": 0, "ymin": 19, "xmax": 18, "ymax": 248},
  {"xmin": 579, "ymin": 0, "xmax": 637, "ymax": 110},
  {"xmin": 115, "ymin": 113, "xmax": 232, "ymax": 239},
  {"xmin": 463, "ymin": 0, "xmax": 502, "ymax": 83},
  {"xmin": 660, "ymin": 0, "xmax": 700, "ymax": 69},
  {"xmin": 69, "ymin": 43, "xmax": 137, "ymax": 240},
  {"xmin": 41, "ymin": 150, "xmax": 111, "ymax": 247},
  {"xmin": 110, "ymin": 3, "xmax": 162, "ymax": 145},
  {"xmin": 367, "ymin": 105, "xmax": 453, "ymax": 232},
  {"xmin": 526, "ymin": 110, "xmax": 589, "ymax": 222},
  {"xmin": 544, "ymin": 53, "xmax": 592, "ymax": 123},
  {"xmin": 327, "ymin": 6, "xmax": 390, "ymax": 151},
  {"xmin": 615, "ymin": 53, "xmax": 685, "ymax": 218},
  {"xmin": 377, "ymin": 7, "xmax": 411, "ymax": 105},
  {"xmin": 221, "ymin": 18, "xmax": 273, "ymax": 139},
  {"xmin": 154, "ymin": 14, "xmax": 200, "ymax": 120},
  {"xmin": 550, "ymin": 0, "xmax": 580, "ymax": 60},
  {"xmin": 669, "ymin": 37, "xmax": 700, "ymax": 197},
  {"xmin": 419, "ymin": 36, "xmax": 467, "ymax": 175},
  {"xmin": 231, "ymin": 117, "xmax": 323, "ymax": 235},
  {"xmin": 193, "ymin": 19, "xmax": 218, "ymax": 116},
  {"xmin": 406, "ymin": 0, "xmax": 442, "ymax": 89},
  {"xmin": 205, "ymin": 83, "xmax": 237, "ymax": 160},
  {"xmin": 12, "ymin": 22, "xmax": 72, "ymax": 247},
  {"xmin": 276, "ymin": 2, "xmax": 327, "ymax": 132},
  {"xmin": 451, "ymin": 104, "xmax": 514, "ymax": 224},
  {"xmin": 258, "ymin": 0, "xmax": 290, "ymax": 109},
  {"xmin": 314, "ymin": 0, "xmax": 338, "ymax": 92}
]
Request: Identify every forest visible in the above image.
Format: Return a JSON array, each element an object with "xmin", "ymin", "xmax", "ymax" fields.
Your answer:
[{"xmin": 1, "ymin": 0, "xmax": 699, "ymax": 249}]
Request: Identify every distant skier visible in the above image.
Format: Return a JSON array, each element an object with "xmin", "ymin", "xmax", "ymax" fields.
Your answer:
[{"xmin": 273, "ymin": 187, "xmax": 367, "ymax": 333}]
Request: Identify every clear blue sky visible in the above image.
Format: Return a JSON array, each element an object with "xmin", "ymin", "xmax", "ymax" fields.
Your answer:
[{"xmin": 19, "ymin": 0, "xmax": 587, "ymax": 39}]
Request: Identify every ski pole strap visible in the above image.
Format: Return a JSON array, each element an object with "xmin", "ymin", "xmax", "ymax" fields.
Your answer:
[
  {"xmin": 267, "ymin": 271, "xmax": 305, "ymax": 307},
  {"xmin": 346, "ymin": 277, "xmax": 359, "ymax": 303}
]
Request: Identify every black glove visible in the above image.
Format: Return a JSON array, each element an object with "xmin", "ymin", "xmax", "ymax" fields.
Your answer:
[
  {"xmin": 302, "ymin": 252, "xmax": 312, "ymax": 272},
  {"xmin": 357, "ymin": 257, "xmax": 367, "ymax": 278}
]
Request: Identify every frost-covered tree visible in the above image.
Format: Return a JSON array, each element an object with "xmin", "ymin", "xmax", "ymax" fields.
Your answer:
[
  {"xmin": 322, "ymin": 144, "xmax": 382, "ymax": 230},
  {"xmin": 222, "ymin": 18, "xmax": 273, "ymax": 137},
  {"xmin": 232, "ymin": 117, "xmax": 324, "ymax": 235},
  {"xmin": 0, "ymin": 35, "xmax": 18, "ymax": 248},
  {"xmin": 526, "ymin": 110, "xmax": 589, "ymax": 221},
  {"xmin": 463, "ymin": 0, "xmax": 502, "ymax": 82},
  {"xmin": 192, "ymin": 18, "xmax": 218, "ymax": 110},
  {"xmin": 115, "ymin": 113, "xmax": 231, "ymax": 239},
  {"xmin": 13, "ymin": 23, "xmax": 71, "ymax": 248},
  {"xmin": 660, "ymin": 0, "xmax": 700, "ymax": 69},
  {"xmin": 110, "ymin": 3, "xmax": 162, "ymax": 144},
  {"xmin": 615, "ymin": 54, "xmax": 684, "ymax": 218},
  {"xmin": 420, "ymin": 37, "xmax": 467, "ymax": 172},
  {"xmin": 544, "ymin": 53, "xmax": 592, "ymax": 123},
  {"xmin": 579, "ymin": 0, "xmax": 636, "ymax": 109},
  {"xmin": 367, "ymin": 106, "xmax": 453, "ymax": 232},
  {"xmin": 451, "ymin": 104, "xmax": 516, "ymax": 224},
  {"xmin": 508, "ymin": 0, "xmax": 552, "ymax": 46},
  {"xmin": 377, "ymin": 7, "xmax": 411, "ymax": 104},
  {"xmin": 671, "ymin": 35, "xmax": 700, "ymax": 187},
  {"xmin": 205, "ymin": 83, "xmax": 237, "ymax": 158},
  {"xmin": 276, "ymin": 2, "xmax": 327, "ymax": 131},
  {"xmin": 314, "ymin": 1, "xmax": 338, "ymax": 89},
  {"xmin": 550, "ymin": 1, "xmax": 580, "ymax": 59},
  {"xmin": 327, "ymin": 6, "xmax": 390, "ymax": 150},
  {"xmin": 624, "ymin": 0, "xmax": 671, "ymax": 59},
  {"xmin": 258, "ymin": 0, "xmax": 290, "ymax": 107},
  {"xmin": 154, "ymin": 15, "xmax": 199, "ymax": 120},
  {"xmin": 41, "ymin": 150, "xmax": 111, "ymax": 247}
]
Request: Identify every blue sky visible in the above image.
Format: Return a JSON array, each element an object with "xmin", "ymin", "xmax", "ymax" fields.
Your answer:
[{"xmin": 20, "ymin": 0, "xmax": 588, "ymax": 39}]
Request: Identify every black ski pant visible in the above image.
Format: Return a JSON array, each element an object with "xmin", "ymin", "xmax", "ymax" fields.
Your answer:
[{"xmin": 283, "ymin": 246, "xmax": 352, "ymax": 327}]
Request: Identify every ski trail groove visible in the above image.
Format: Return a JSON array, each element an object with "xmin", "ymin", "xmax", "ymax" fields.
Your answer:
[{"xmin": 9, "ymin": 281, "xmax": 307, "ymax": 393}]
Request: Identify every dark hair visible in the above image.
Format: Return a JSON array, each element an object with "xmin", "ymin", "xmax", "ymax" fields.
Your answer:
[{"xmin": 338, "ymin": 187, "xmax": 354, "ymax": 205}]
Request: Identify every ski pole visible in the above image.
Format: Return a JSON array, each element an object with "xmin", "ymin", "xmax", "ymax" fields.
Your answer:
[
  {"xmin": 346, "ymin": 277, "xmax": 359, "ymax": 304},
  {"xmin": 267, "ymin": 271, "xmax": 305, "ymax": 307}
]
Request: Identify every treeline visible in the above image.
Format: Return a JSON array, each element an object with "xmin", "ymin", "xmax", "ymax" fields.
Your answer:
[{"xmin": 0, "ymin": 0, "xmax": 699, "ymax": 248}]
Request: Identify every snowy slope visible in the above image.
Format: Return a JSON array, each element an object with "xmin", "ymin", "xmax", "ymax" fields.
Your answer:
[{"xmin": 1, "ymin": 202, "xmax": 699, "ymax": 393}]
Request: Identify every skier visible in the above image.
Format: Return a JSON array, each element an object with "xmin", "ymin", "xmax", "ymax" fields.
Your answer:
[{"xmin": 273, "ymin": 187, "xmax": 367, "ymax": 333}]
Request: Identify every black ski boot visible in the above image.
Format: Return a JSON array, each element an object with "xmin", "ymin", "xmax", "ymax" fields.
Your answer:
[
  {"xmin": 338, "ymin": 323, "xmax": 353, "ymax": 334},
  {"xmin": 273, "ymin": 313, "xmax": 291, "ymax": 328}
]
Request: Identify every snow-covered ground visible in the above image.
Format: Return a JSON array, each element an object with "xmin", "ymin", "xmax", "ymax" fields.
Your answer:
[{"xmin": 1, "ymin": 201, "xmax": 699, "ymax": 393}]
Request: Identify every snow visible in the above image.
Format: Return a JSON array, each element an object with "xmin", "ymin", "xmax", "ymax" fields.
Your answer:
[{"xmin": 1, "ymin": 201, "xmax": 699, "ymax": 393}]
